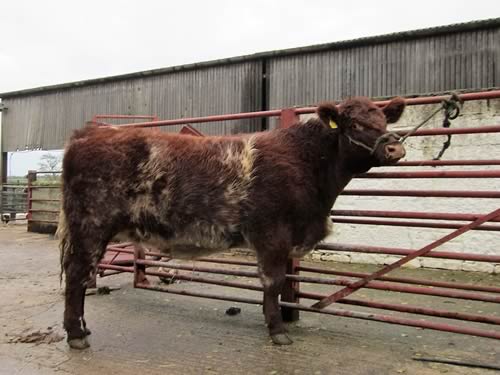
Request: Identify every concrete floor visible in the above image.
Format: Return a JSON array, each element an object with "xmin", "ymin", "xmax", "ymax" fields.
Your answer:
[{"xmin": 0, "ymin": 224, "xmax": 499, "ymax": 374}]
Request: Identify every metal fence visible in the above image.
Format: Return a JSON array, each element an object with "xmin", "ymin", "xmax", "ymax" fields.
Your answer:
[
  {"xmin": 0, "ymin": 184, "xmax": 28, "ymax": 222},
  {"xmin": 30, "ymin": 91, "xmax": 500, "ymax": 339},
  {"xmin": 88, "ymin": 89, "xmax": 500, "ymax": 341}
]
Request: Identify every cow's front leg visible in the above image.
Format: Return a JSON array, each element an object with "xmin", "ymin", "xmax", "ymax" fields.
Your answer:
[{"xmin": 257, "ymin": 254, "xmax": 292, "ymax": 345}]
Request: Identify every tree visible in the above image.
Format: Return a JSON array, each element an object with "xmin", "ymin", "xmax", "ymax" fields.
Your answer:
[{"xmin": 38, "ymin": 153, "xmax": 62, "ymax": 172}]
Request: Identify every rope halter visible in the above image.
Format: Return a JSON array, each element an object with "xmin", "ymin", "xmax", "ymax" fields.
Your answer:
[
  {"xmin": 343, "ymin": 132, "xmax": 402, "ymax": 155},
  {"xmin": 342, "ymin": 93, "xmax": 462, "ymax": 155}
]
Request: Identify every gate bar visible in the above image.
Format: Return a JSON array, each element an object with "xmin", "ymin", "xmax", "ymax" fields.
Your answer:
[
  {"xmin": 134, "ymin": 258, "xmax": 499, "ymax": 303},
  {"xmin": 312, "ymin": 207, "xmax": 500, "ymax": 309},
  {"xmin": 330, "ymin": 217, "xmax": 500, "ymax": 231},
  {"xmin": 99, "ymin": 263, "xmax": 500, "ymax": 325},
  {"xmin": 316, "ymin": 242, "xmax": 500, "ymax": 262},
  {"xmin": 358, "ymin": 170, "xmax": 500, "ymax": 178},
  {"xmin": 341, "ymin": 189, "xmax": 500, "ymax": 198},
  {"xmin": 298, "ymin": 292, "xmax": 500, "ymax": 325},
  {"xmin": 107, "ymin": 245, "xmax": 500, "ymax": 292},
  {"xmin": 136, "ymin": 282, "xmax": 500, "ymax": 340},
  {"xmin": 297, "ymin": 266, "xmax": 500, "ymax": 294},
  {"xmin": 331, "ymin": 209, "xmax": 500, "ymax": 222}
]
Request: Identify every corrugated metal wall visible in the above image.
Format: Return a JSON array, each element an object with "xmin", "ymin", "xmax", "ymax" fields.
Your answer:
[
  {"xmin": 1, "ymin": 24, "xmax": 499, "ymax": 152},
  {"xmin": 1, "ymin": 62, "xmax": 262, "ymax": 151},
  {"xmin": 267, "ymin": 28, "xmax": 499, "ymax": 109}
]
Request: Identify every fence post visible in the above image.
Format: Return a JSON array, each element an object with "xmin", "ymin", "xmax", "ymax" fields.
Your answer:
[
  {"xmin": 133, "ymin": 245, "xmax": 149, "ymax": 287},
  {"xmin": 1, "ymin": 152, "xmax": 7, "ymax": 184},
  {"xmin": 279, "ymin": 109, "xmax": 301, "ymax": 322},
  {"xmin": 26, "ymin": 170, "xmax": 37, "ymax": 230}
]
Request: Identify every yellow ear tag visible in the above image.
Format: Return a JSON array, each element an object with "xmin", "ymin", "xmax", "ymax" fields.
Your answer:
[{"xmin": 329, "ymin": 119, "xmax": 338, "ymax": 129}]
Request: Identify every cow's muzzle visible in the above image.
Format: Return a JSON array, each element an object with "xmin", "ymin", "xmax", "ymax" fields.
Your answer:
[{"xmin": 384, "ymin": 141, "xmax": 405, "ymax": 163}]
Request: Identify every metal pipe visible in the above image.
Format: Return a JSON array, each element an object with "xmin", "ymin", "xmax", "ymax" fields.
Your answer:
[
  {"xmin": 118, "ymin": 109, "xmax": 284, "ymax": 128},
  {"xmin": 376, "ymin": 90, "xmax": 500, "ymax": 106},
  {"xmin": 29, "ymin": 198, "xmax": 60, "ymax": 202},
  {"xmin": 297, "ymin": 266, "xmax": 500, "ymax": 294},
  {"xmin": 330, "ymin": 217, "xmax": 500, "ymax": 231},
  {"xmin": 316, "ymin": 242, "xmax": 500, "ymax": 263},
  {"xmin": 298, "ymin": 292, "xmax": 500, "ymax": 325},
  {"xmin": 136, "ymin": 259, "xmax": 499, "ymax": 303},
  {"xmin": 135, "ymin": 283, "xmax": 500, "ymax": 340},
  {"xmin": 340, "ymin": 189, "xmax": 500, "ymax": 198},
  {"xmin": 103, "ymin": 91, "xmax": 500, "ymax": 129},
  {"xmin": 98, "ymin": 270, "xmax": 125, "ymax": 278},
  {"xmin": 398, "ymin": 125, "xmax": 500, "ymax": 137},
  {"xmin": 28, "ymin": 209, "xmax": 60, "ymax": 214},
  {"xmin": 287, "ymin": 274, "xmax": 500, "ymax": 303},
  {"xmin": 97, "ymin": 264, "xmax": 134, "ymax": 273},
  {"xmin": 109, "ymin": 242, "xmax": 500, "ymax": 263},
  {"xmin": 29, "ymin": 185, "xmax": 62, "ymax": 189},
  {"xmin": 358, "ymin": 170, "xmax": 500, "ymax": 179},
  {"xmin": 93, "ymin": 115, "xmax": 158, "ymax": 120},
  {"xmin": 145, "ymin": 269, "xmax": 261, "ymax": 291},
  {"xmin": 331, "ymin": 209, "xmax": 500, "ymax": 222},
  {"xmin": 136, "ymin": 259, "xmax": 259, "ymax": 278},
  {"xmin": 394, "ymin": 159, "xmax": 500, "ymax": 166}
]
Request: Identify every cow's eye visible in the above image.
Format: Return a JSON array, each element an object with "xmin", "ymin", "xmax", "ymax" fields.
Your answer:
[{"xmin": 353, "ymin": 123, "xmax": 364, "ymax": 131}]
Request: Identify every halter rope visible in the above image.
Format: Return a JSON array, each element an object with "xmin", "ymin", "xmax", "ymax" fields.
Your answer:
[{"xmin": 342, "ymin": 94, "xmax": 462, "ymax": 155}]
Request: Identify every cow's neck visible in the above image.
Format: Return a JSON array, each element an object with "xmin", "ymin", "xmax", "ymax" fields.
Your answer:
[{"xmin": 331, "ymin": 134, "xmax": 376, "ymax": 196}]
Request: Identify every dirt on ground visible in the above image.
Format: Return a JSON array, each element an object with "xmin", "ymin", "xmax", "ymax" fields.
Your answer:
[{"xmin": 0, "ymin": 224, "xmax": 499, "ymax": 374}]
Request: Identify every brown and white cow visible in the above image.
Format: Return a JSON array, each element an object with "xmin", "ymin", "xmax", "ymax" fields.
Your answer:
[{"xmin": 58, "ymin": 96, "xmax": 406, "ymax": 349}]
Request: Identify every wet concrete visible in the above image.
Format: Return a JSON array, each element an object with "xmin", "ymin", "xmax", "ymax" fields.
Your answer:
[{"xmin": 0, "ymin": 225, "xmax": 499, "ymax": 374}]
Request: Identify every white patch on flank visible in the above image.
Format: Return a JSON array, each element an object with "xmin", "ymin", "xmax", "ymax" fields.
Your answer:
[{"xmin": 121, "ymin": 137, "xmax": 258, "ymax": 261}]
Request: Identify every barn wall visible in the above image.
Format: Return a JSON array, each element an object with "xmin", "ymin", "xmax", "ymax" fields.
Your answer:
[
  {"xmin": 1, "ymin": 62, "xmax": 263, "ymax": 152},
  {"xmin": 267, "ymin": 27, "xmax": 499, "ymax": 110}
]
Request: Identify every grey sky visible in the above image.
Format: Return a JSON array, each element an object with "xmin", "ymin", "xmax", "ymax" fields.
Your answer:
[{"xmin": 1, "ymin": 0, "xmax": 498, "ymax": 175}]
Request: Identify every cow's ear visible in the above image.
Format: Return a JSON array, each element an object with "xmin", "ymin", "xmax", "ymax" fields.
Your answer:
[
  {"xmin": 382, "ymin": 97, "xmax": 406, "ymax": 123},
  {"xmin": 317, "ymin": 102, "xmax": 343, "ymax": 130}
]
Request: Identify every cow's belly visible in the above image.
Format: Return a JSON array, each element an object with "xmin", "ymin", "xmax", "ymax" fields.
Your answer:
[{"xmin": 116, "ymin": 222, "xmax": 246, "ymax": 260}]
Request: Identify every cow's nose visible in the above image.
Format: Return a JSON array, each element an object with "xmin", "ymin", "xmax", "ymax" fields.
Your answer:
[{"xmin": 385, "ymin": 142, "xmax": 406, "ymax": 160}]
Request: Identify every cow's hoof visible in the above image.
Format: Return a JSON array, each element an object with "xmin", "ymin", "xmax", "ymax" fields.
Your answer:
[
  {"xmin": 67, "ymin": 337, "xmax": 90, "ymax": 350},
  {"xmin": 84, "ymin": 327, "xmax": 91, "ymax": 335},
  {"xmin": 271, "ymin": 333, "xmax": 293, "ymax": 345}
]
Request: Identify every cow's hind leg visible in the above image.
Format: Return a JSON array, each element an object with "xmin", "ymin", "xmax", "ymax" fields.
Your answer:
[
  {"xmin": 256, "ymin": 250, "xmax": 293, "ymax": 345},
  {"xmin": 63, "ymin": 237, "xmax": 106, "ymax": 349}
]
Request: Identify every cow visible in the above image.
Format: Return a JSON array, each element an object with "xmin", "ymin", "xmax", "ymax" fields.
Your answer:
[{"xmin": 57, "ymin": 96, "xmax": 406, "ymax": 349}]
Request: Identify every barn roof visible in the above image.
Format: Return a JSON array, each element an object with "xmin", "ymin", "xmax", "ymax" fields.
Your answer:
[{"xmin": 1, "ymin": 17, "xmax": 499, "ymax": 99}]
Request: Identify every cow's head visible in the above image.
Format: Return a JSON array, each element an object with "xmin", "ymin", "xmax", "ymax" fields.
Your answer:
[{"xmin": 318, "ymin": 96, "xmax": 406, "ymax": 170}]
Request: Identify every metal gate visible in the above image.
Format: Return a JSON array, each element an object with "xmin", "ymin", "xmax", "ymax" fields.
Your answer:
[
  {"xmin": 32, "ymin": 90, "xmax": 500, "ymax": 340},
  {"xmin": 1, "ymin": 183, "xmax": 28, "ymax": 222}
]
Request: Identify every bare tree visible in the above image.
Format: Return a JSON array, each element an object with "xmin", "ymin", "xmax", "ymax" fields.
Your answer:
[{"xmin": 38, "ymin": 153, "xmax": 62, "ymax": 172}]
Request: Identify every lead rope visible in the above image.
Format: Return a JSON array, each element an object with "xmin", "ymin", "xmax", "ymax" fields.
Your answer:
[
  {"xmin": 399, "ymin": 93, "xmax": 462, "ymax": 144},
  {"xmin": 432, "ymin": 94, "xmax": 462, "ymax": 160}
]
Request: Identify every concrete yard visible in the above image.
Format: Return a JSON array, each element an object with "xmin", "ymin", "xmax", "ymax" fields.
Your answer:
[{"xmin": 0, "ymin": 224, "xmax": 499, "ymax": 374}]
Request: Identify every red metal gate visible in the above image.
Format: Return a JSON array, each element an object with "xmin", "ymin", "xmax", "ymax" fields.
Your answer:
[{"xmin": 85, "ymin": 91, "xmax": 499, "ymax": 340}]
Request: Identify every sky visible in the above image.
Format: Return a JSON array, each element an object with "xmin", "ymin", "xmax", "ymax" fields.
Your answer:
[{"xmin": 1, "ymin": 0, "xmax": 498, "ymax": 175}]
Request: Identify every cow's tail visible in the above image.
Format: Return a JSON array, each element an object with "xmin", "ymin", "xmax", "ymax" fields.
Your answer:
[{"xmin": 55, "ymin": 197, "xmax": 71, "ymax": 286}]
